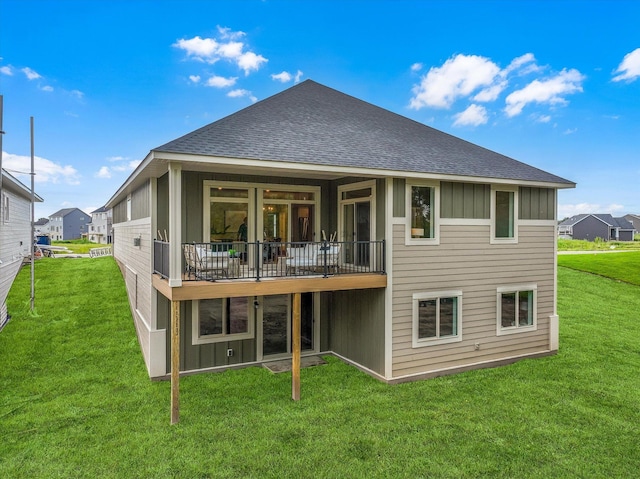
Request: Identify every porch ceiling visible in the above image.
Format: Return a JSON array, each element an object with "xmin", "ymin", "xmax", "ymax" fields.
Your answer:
[{"xmin": 153, "ymin": 273, "xmax": 387, "ymax": 301}]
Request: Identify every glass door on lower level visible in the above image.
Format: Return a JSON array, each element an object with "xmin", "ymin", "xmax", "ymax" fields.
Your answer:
[{"xmin": 262, "ymin": 293, "xmax": 314, "ymax": 357}]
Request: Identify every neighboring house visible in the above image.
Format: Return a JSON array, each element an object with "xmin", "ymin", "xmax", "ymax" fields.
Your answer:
[
  {"xmin": 88, "ymin": 206, "xmax": 112, "ymax": 244},
  {"xmin": 1, "ymin": 169, "xmax": 43, "ymax": 330},
  {"xmin": 558, "ymin": 214, "xmax": 635, "ymax": 241},
  {"xmin": 48, "ymin": 207, "xmax": 89, "ymax": 241},
  {"xmin": 34, "ymin": 217, "xmax": 50, "ymax": 235},
  {"xmin": 623, "ymin": 214, "xmax": 640, "ymax": 235},
  {"xmin": 107, "ymin": 80, "xmax": 575, "ymax": 384}
]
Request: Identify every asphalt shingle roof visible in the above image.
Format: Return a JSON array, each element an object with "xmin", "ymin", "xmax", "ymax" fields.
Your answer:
[{"xmin": 155, "ymin": 80, "xmax": 573, "ymax": 185}]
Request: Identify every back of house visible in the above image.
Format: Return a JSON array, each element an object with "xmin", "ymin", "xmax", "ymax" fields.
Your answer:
[{"xmin": 107, "ymin": 80, "xmax": 575, "ymax": 383}]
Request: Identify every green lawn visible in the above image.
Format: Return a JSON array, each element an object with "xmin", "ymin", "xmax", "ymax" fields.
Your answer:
[
  {"xmin": 1, "ymin": 257, "xmax": 639, "ymax": 477},
  {"xmin": 558, "ymin": 250, "xmax": 640, "ymax": 286},
  {"xmin": 558, "ymin": 238, "xmax": 640, "ymax": 251},
  {"xmin": 51, "ymin": 239, "xmax": 100, "ymax": 254}
]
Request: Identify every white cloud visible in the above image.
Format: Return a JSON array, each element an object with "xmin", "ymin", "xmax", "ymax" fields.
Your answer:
[
  {"xmin": 559, "ymin": 203, "xmax": 624, "ymax": 219},
  {"xmin": 227, "ymin": 89, "xmax": 257, "ymax": 102},
  {"xmin": 535, "ymin": 114, "xmax": 552, "ymax": 123},
  {"xmin": 502, "ymin": 53, "xmax": 537, "ymax": 76},
  {"xmin": 411, "ymin": 62, "xmax": 423, "ymax": 72},
  {"xmin": 70, "ymin": 89, "xmax": 84, "ymax": 99},
  {"xmin": 40, "ymin": 85, "xmax": 54, "ymax": 92},
  {"xmin": 473, "ymin": 81, "xmax": 508, "ymax": 102},
  {"xmin": 96, "ymin": 166, "xmax": 111, "ymax": 179},
  {"xmin": 453, "ymin": 104, "xmax": 489, "ymax": 127},
  {"xmin": 237, "ymin": 51, "xmax": 267, "ymax": 75},
  {"xmin": 97, "ymin": 158, "xmax": 141, "ymax": 177},
  {"xmin": 563, "ymin": 128, "xmax": 578, "ymax": 135},
  {"xmin": 217, "ymin": 41, "xmax": 244, "ymax": 59},
  {"xmin": 21, "ymin": 67, "xmax": 41, "ymax": 80},
  {"xmin": 612, "ymin": 48, "xmax": 640, "ymax": 82},
  {"xmin": 272, "ymin": 70, "xmax": 304, "ymax": 83},
  {"xmin": 173, "ymin": 27, "xmax": 267, "ymax": 75},
  {"xmin": 206, "ymin": 75, "xmax": 237, "ymax": 88},
  {"xmin": 2, "ymin": 151, "xmax": 80, "ymax": 185},
  {"xmin": 504, "ymin": 68, "xmax": 585, "ymax": 117},
  {"xmin": 0, "ymin": 65, "xmax": 13, "ymax": 75},
  {"xmin": 272, "ymin": 71, "xmax": 292, "ymax": 82},
  {"xmin": 410, "ymin": 54, "xmax": 500, "ymax": 109},
  {"xmin": 189, "ymin": 75, "xmax": 201, "ymax": 83},
  {"xmin": 173, "ymin": 36, "xmax": 219, "ymax": 61},
  {"xmin": 217, "ymin": 26, "xmax": 245, "ymax": 41}
]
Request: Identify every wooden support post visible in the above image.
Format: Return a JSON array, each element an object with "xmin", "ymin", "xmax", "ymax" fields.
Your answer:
[
  {"xmin": 292, "ymin": 292, "xmax": 301, "ymax": 401},
  {"xmin": 170, "ymin": 300, "xmax": 180, "ymax": 424}
]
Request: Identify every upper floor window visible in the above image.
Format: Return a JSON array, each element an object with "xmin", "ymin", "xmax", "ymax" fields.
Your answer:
[
  {"xmin": 491, "ymin": 187, "xmax": 518, "ymax": 244},
  {"xmin": 406, "ymin": 182, "xmax": 439, "ymax": 244}
]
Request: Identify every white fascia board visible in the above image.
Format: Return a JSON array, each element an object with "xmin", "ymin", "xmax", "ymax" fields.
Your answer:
[
  {"xmin": 1, "ymin": 169, "xmax": 43, "ymax": 202},
  {"xmin": 105, "ymin": 150, "xmax": 155, "ymax": 208},
  {"xmin": 153, "ymin": 151, "xmax": 575, "ymax": 190}
]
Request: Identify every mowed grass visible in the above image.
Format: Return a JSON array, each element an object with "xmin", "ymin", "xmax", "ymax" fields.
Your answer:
[
  {"xmin": 1, "ymin": 257, "xmax": 640, "ymax": 477},
  {"xmin": 558, "ymin": 250, "xmax": 640, "ymax": 286},
  {"xmin": 557, "ymin": 238, "xmax": 640, "ymax": 251}
]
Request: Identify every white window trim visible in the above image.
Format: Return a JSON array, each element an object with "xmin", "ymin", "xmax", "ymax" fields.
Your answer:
[
  {"xmin": 406, "ymin": 180, "xmax": 440, "ymax": 245},
  {"xmin": 192, "ymin": 298, "xmax": 255, "ymax": 345},
  {"xmin": 257, "ymin": 183, "xmax": 321, "ymax": 243},
  {"xmin": 496, "ymin": 284, "xmax": 537, "ymax": 336},
  {"xmin": 338, "ymin": 179, "xmax": 376, "ymax": 245},
  {"xmin": 412, "ymin": 290, "xmax": 462, "ymax": 347},
  {"xmin": 490, "ymin": 185, "xmax": 518, "ymax": 245},
  {"xmin": 202, "ymin": 180, "xmax": 256, "ymax": 243}
]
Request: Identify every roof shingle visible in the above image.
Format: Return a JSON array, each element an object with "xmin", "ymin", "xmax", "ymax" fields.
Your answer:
[{"xmin": 156, "ymin": 80, "xmax": 573, "ymax": 185}]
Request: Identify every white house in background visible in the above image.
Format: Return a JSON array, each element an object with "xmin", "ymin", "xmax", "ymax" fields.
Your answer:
[
  {"xmin": 34, "ymin": 217, "xmax": 50, "ymax": 235},
  {"xmin": 1, "ymin": 169, "xmax": 43, "ymax": 330},
  {"xmin": 88, "ymin": 206, "xmax": 112, "ymax": 244}
]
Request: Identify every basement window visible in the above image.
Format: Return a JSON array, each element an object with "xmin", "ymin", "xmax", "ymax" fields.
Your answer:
[
  {"xmin": 192, "ymin": 297, "xmax": 254, "ymax": 344},
  {"xmin": 497, "ymin": 284, "xmax": 537, "ymax": 335},
  {"xmin": 412, "ymin": 291, "xmax": 462, "ymax": 347}
]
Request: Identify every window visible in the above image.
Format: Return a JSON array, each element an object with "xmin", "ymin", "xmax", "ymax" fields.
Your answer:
[
  {"xmin": 192, "ymin": 297, "xmax": 254, "ymax": 344},
  {"xmin": 497, "ymin": 285, "xmax": 537, "ymax": 335},
  {"xmin": 204, "ymin": 183, "xmax": 252, "ymax": 243},
  {"xmin": 412, "ymin": 291, "xmax": 462, "ymax": 347},
  {"xmin": 491, "ymin": 187, "xmax": 518, "ymax": 243},
  {"xmin": 406, "ymin": 182, "xmax": 439, "ymax": 244}
]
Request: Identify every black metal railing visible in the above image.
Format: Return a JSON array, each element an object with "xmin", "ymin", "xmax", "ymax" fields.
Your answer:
[
  {"xmin": 153, "ymin": 240, "xmax": 170, "ymax": 278},
  {"xmin": 154, "ymin": 239, "xmax": 385, "ymax": 282}
]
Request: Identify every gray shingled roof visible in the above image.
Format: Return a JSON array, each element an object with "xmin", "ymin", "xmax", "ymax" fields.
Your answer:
[{"xmin": 155, "ymin": 80, "xmax": 573, "ymax": 185}]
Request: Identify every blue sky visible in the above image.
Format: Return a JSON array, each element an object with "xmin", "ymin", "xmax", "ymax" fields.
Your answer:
[{"xmin": 1, "ymin": 0, "xmax": 639, "ymax": 220}]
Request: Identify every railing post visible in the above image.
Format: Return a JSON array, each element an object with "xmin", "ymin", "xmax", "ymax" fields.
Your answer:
[
  {"xmin": 323, "ymin": 240, "xmax": 328, "ymax": 278},
  {"xmin": 381, "ymin": 239, "xmax": 386, "ymax": 274},
  {"xmin": 255, "ymin": 241, "xmax": 261, "ymax": 282}
]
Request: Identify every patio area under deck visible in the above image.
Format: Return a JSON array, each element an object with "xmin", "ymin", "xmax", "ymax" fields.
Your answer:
[{"xmin": 161, "ymin": 270, "xmax": 386, "ymax": 424}]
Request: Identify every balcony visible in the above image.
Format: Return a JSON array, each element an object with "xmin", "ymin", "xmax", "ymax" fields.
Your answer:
[{"xmin": 154, "ymin": 239, "xmax": 385, "ymax": 281}]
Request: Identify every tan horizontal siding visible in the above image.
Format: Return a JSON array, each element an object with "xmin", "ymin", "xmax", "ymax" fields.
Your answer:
[{"xmin": 391, "ymin": 223, "xmax": 555, "ymax": 378}]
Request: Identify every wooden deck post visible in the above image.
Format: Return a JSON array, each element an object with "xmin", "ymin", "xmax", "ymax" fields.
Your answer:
[
  {"xmin": 292, "ymin": 292, "xmax": 301, "ymax": 401},
  {"xmin": 170, "ymin": 300, "xmax": 180, "ymax": 424}
]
